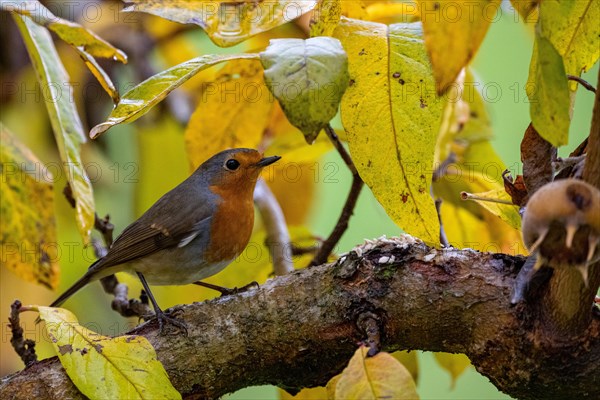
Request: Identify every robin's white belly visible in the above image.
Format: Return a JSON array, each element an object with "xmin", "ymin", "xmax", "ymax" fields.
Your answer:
[{"xmin": 126, "ymin": 256, "xmax": 235, "ymax": 286}]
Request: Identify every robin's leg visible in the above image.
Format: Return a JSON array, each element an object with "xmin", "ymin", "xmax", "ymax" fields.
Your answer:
[
  {"xmin": 137, "ymin": 272, "xmax": 187, "ymax": 335},
  {"xmin": 193, "ymin": 281, "xmax": 259, "ymax": 296}
]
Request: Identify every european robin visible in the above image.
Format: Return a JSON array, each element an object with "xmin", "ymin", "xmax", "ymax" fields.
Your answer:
[{"xmin": 47, "ymin": 148, "xmax": 280, "ymax": 332}]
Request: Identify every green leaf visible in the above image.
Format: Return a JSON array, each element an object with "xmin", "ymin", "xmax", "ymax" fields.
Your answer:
[
  {"xmin": 526, "ymin": 36, "xmax": 570, "ymax": 147},
  {"xmin": 417, "ymin": 0, "xmax": 501, "ymax": 94},
  {"xmin": 335, "ymin": 346, "xmax": 419, "ymax": 400},
  {"xmin": 0, "ymin": 124, "xmax": 59, "ymax": 289},
  {"xmin": 334, "ymin": 17, "xmax": 444, "ymax": 245},
  {"xmin": 91, "ymin": 53, "xmax": 258, "ymax": 138},
  {"xmin": 14, "ymin": 14, "xmax": 95, "ymax": 243},
  {"xmin": 124, "ymin": 0, "xmax": 317, "ymax": 47},
  {"xmin": 261, "ymin": 37, "xmax": 349, "ymax": 143},
  {"xmin": 37, "ymin": 306, "xmax": 181, "ymax": 400},
  {"xmin": 2, "ymin": 0, "xmax": 127, "ymax": 62},
  {"xmin": 539, "ymin": 0, "xmax": 599, "ymax": 83}
]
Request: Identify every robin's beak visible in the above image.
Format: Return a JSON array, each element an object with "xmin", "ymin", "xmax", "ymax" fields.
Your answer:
[{"xmin": 255, "ymin": 155, "xmax": 281, "ymax": 167}]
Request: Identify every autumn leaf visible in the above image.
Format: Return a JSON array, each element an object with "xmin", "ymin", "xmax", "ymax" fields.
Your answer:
[
  {"xmin": 2, "ymin": 0, "xmax": 125, "ymax": 102},
  {"xmin": 0, "ymin": 125, "xmax": 59, "ymax": 289},
  {"xmin": 334, "ymin": 17, "xmax": 444, "ymax": 245},
  {"xmin": 91, "ymin": 54, "xmax": 258, "ymax": 138},
  {"xmin": 124, "ymin": 0, "xmax": 317, "ymax": 47},
  {"xmin": 335, "ymin": 346, "xmax": 419, "ymax": 400},
  {"xmin": 510, "ymin": 0, "xmax": 540, "ymax": 22},
  {"xmin": 2, "ymin": 0, "xmax": 127, "ymax": 62},
  {"xmin": 14, "ymin": 14, "xmax": 95, "ymax": 243},
  {"xmin": 310, "ymin": 0, "xmax": 342, "ymax": 37},
  {"xmin": 279, "ymin": 386, "xmax": 329, "ymax": 400},
  {"xmin": 392, "ymin": 350, "xmax": 420, "ymax": 383},
  {"xmin": 37, "ymin": 306, "xmax": 181, "ymax": 400},
  {"xmin": 539, "ymin": 0, "xmax": 599, "ymax": 84},
  {"xmin": 261, "ymin": 37, "xmax": 349, "ymax": 143},
  {"xmin": 75, "ymin": 47, "xmax": 120, "ymax": 103},
  {"xmin": 433, "ymin": 352, "xmax": 471, "ymax": 389},
  {"xmin": 461, "ymin": 188, "xmax": 522, "ymax": 231},
  {"xmin": 417, "ymin": 0, "xmax": 501, "ymax": 94},
  {"xmin": 184, "ymin": 59, "xmax": 272, "ymax": 169},
  {"xmin": 263, "ymin": 103, "xmax": 333, "ymax": 225},
  {"xmin": 520, "ymin": 122, "xmax": 556, "ymax": 195},
  {"xmin": 432, "ymin": 71, "xmax": 524, "ymax": 252}
]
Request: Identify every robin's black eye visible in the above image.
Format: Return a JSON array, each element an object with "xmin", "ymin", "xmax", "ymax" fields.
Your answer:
[{"xmin": 225, "ymin": 159, "xmax": 240, "ymax": 171}]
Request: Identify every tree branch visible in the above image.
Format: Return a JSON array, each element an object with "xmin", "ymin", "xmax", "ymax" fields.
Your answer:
[{"xmin": 3, "ymin": 237, "xmax": 599, "ymax": 399}]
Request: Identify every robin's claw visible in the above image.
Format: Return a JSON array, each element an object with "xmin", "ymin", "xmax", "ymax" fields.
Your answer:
[{"xmin": 153, "ymin": 310, "xmax": 188, "ymax": 336}]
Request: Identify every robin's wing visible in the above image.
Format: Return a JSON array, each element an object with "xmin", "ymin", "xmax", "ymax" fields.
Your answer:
[{"xmin": 97, "ymin": 216, "xmax": 212, "ymax": 269}]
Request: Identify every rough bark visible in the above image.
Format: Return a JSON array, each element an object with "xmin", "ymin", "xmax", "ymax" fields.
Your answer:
[{"xmin": 2, "ymin": 237, "xmax": 599, "ymax": 400}]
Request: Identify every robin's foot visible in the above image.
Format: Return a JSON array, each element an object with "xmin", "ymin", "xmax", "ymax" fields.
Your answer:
[
  {"xmin": 145, "ymin": 309, "xmax": 188, "ymax": 335},
  {"xmin": 194, "ymin": 280, "xmax": 259, "ymax": 297}
]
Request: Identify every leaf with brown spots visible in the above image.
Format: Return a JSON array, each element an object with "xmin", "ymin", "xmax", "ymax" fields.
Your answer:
[
  {"xmin": 0, "ymin": 125, "xmax": 59, "ymax": 289},
  {"xmin": 36, "ymin": 306, "xmax": 181, "ymax": 400}
]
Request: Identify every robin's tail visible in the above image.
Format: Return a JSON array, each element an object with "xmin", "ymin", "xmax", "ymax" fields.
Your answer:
[{"xmin": 49, "ymin": 259, "xmax": 102, "ymax": 308}]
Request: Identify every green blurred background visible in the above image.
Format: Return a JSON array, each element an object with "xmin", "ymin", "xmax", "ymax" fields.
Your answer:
[{"xmin": 1, "ymin": 2, "xmax": 597, "ymax": 399}]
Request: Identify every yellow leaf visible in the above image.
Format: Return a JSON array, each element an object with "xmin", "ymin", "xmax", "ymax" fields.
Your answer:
[
  {"xmin": 417, "ymin": 0, "xmax": 501, "ymax": 94},
  {"xmin": 335, "ymin": 346, "xmax": 419, "ymax": 400},
  {"xmin": 184, "ymin": 59, "xmax": 271, "ymax": 169},
  {"xmin": 392, "ymin": 350, "xmax": 419, "ymax": 383},
  {"xmin": 310, "ymin": 0, "xmax": 342, "ymax": 37},
  {"xmin": 13, "ymin": 14, "xmax": 95, "ymax": 243},
  {"xmin": 461, "ymin": 188, "xmax": 521, "ymax": 231},
  {"xmin": 334, "ymin": 17, "xmax": 444, "ymax": 245},
  {"xmin": 75, "ymin": 47, "xmax": 120, "ymax": 104},
  {"xmin": 432, "ymin": 70, "xmax": 524, "ymax": 253},
  {"xmin": 539, "ymin": 0, "xmax": 599, "ymax": 82},
  {"xmin": 510, "ymin": 0, "xmax": 540, "ymax": 22},
  {"xmin": 37, "ymin": 306, "xmax": 181, "ymax": 400},
  {"xmin": 263, "ymin": 104, "xmax": 332, "ymax": 225},
  {"xmin": 365, "ymin": 2, "xmax": 420, "ymax": 24},
  {"xmin": 439, "ymin": 202, "xmax": 492, "ymax": 249},
  {"xmin": 325, "ymin": 374, "xmax": 341, "ymax": 400},
  {"xmin": 0, "ymin": 125, "xmax": 59, "ymax": 289},
  {"xmin": 124, "ymin": 0, "xmax": 317, "ymax": 47},
  {"xmin": 279, "ymin": 386, "xmax": 329, "ymax": 400},
  {"xmin": 433, "ymin": 352, "xmax": 471, "ymax": 389}
]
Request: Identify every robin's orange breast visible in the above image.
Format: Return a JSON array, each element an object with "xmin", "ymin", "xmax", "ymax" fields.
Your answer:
[{"xmin": 203, "ymin": 186, "xmax": 255, "ymax": 264}]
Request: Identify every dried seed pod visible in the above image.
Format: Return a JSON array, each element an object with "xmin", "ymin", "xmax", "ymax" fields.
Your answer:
[{"xmin": 522, "ymin": 179, "xmax": 600, "ymax": 285}]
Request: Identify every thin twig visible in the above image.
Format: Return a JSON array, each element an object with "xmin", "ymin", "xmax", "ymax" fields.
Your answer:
[
  {"xmin": 9, "ymin": 300, "xmax": 37, "ymax": 367},
  {"xmin": 567, "ymin": 75, "xmax": 597, "ymax": 93},
  {"xmin": 432, "ymin": 152, "xmax": 458, "ymax": 182},
  {"xmin": 310, "ymin": 125, "xmax": 364, "ymax": 266},
  {"xmin": 435, "ymin": 197, "xmax": 450, "ymax": 247}
]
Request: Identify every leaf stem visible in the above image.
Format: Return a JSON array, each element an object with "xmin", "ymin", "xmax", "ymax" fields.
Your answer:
[
  {"xmin": 567, "ymin": 75, "xmax": 597, "ymax": 93},
  {"xmin": 460, "ymin": 191, "xmax": 514, "ymax": 205}
]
